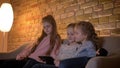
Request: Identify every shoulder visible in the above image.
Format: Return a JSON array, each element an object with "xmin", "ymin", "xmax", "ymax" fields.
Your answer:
[
  {"xmin": 86, "ymin": 41, "xmax": 93, "ymax": 45},
  {"xmin": 83, "ymin": 41, "xmax": 94, "ymax": 47}
]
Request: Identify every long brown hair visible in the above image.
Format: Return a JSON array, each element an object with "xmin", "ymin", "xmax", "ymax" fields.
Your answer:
[
  {"xmin": 76, "ymin": 21, "xmax": 98, "ymax": 50},
  {"xmin": 32, "ymin": 15, "xmax": 61, "ymax": 55}
]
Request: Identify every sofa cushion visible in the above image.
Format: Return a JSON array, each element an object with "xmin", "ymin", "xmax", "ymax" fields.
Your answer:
[{"xmin": 99, "ymin": 36, "xmax": 120, "ymax": 56}]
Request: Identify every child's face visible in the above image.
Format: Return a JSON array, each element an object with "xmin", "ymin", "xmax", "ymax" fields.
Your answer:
[
  {"xmin": 67, "ymin": 27, "xmax": 75, "ymax": 43},
  {"xmin": 74, "ymin": 27, "xmax": 87, "ymax": 43},
  {"xmin": 43, "ymin": 22, "xmax": 52, "ymax": 35}
]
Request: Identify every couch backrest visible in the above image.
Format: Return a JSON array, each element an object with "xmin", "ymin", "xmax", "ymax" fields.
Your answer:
[{"xmin": 99, "ymin": 36, "xmax": 120, "ymax": 56}]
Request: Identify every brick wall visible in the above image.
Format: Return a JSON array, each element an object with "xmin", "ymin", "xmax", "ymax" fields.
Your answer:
[{"xmin": 0, "ymin": 0, "xmax": 120, "ymax": 51}]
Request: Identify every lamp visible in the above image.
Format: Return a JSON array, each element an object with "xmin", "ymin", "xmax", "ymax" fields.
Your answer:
[{"xmin": 0, "ymin": 3, "xmax": 14, "ymax": 52}]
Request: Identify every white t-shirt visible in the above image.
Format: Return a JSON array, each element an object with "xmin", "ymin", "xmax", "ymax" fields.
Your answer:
[{"xmin": 57, "ymin": 42, "xmax": 79, "ymax": 60}]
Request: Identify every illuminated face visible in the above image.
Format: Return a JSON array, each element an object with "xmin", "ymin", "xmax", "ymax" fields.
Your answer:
[
  {"xmin": 74, "ymin": 27, "xmax": 87, "ymax": 43},
  {"xmin": 67, "ymin": 27, "xmax": 75, "ymax": 43},
  {"xmin": 43, "ymin": 22, "xmax": 52, "ymax": 35}
]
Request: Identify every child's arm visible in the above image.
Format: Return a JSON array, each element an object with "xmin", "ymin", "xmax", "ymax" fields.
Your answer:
[
  {"xmin": 75, "ymin": 41, "xmax": 96, "ymax": 57},
  {"xmin": 54, "ymin": 59, "xmax": 60, "ymax": 67},
  {"xmin": 16, "ymin": 41, "xmax": 36, "ymax": 60}
]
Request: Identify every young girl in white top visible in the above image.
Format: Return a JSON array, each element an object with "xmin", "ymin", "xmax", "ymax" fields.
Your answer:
[{"xmin": 57, "ymin": 23, "xmax": 79, "ymax": 61}]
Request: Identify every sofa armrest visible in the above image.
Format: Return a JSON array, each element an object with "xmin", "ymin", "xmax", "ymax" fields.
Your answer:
[
  {"xmin": 0, "ymin": 43, "xmax": 29, "ymax": 60},
  {"xmin": 86, "ymin": 55, "xmax": 120, "ymax": 68}
]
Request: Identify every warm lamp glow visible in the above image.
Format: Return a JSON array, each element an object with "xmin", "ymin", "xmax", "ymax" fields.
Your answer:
[{"xmin": 0, "ymin": 3, "xmax": 14, "ymax": 32}]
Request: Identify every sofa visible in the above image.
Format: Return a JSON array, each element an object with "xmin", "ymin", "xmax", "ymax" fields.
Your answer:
[
  {"xmin": 0, "ymin": 43, "xmax": 29, "ymax": 60},
  {"xmin": 0, "ymin": 36, "xmax": 120, "ymax": 68},
  {"xmin": 86, "ymin": 36, "xmax": 120, "ymax": 68}
]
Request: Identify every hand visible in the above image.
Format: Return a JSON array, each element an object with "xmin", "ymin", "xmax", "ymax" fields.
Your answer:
[
  {"xmin": 16, "ymin": 53, "xmax": 27, "ymax": 60},
  {"xmin": 54, "ymin": 60, "xmax": 60, "ymax": 67}
]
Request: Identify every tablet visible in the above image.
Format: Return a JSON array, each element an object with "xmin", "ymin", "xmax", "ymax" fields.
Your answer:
[{"xmin": 39, "ymin": 56, "xmax": 54, "ymax": 64}]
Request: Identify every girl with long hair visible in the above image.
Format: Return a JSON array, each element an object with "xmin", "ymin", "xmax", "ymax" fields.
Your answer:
[{"xmin": 16, "ymin": 15, "xmax": 61, "ymax": 68}]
